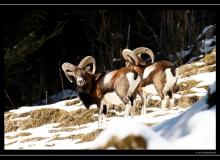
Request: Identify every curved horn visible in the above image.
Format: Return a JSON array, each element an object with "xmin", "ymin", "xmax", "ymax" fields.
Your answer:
[
  {"xmin": 78, "ymin": 56, "xmax": 96, "ymax": 74},
  {"xmin": 62, "ymin": 62, "xmax": 76, "ymax": 83},
  {"xmin": 133, "ymin": 47, "xmax": 155, "ymax": 63},
  {"xmin": 122, "ymin": 49, "xmax": 139, "ymax": 65}
]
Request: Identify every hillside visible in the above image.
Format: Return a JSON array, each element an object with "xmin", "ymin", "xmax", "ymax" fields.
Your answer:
[{"xmin": 4, "ymin": 48, "xmax": 216, "ymax": 150}]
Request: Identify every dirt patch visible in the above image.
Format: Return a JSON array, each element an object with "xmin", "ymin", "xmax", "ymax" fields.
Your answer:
[{"xmin": 99, "ymin": 135, "xmax": 147, "ymax": 149}]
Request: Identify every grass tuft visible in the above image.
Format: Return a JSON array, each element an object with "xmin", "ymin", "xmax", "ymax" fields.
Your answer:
[
  {"xmin": 177, "ymin": 95, "xmax": 201, "ymax": 108},
  {"xmin": 176, "ymin": 80, "xmax": 201, "ymax": 93},
  {"xmin": 21, "ymin": 137, "xmax": 48, "ymax": 143},
  {"xmin": 203, "ymin": 53, "xmax": 216, "ymax": 65},
  {"xmin": 5, "ymin": 108, "xmax": 98, "ymax": 133},
  {"xmin": 5, "ymin": 132, "xmax": 32, "ymax": 139},
  {"xmin": 99, "ymin": 135, "xmax": 147, "ymax": 149}
]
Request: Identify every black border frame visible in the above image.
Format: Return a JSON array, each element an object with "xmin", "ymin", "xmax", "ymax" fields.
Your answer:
[{"xmin": 1, "ymin": 2, "xmax": 218, "ymax": 157}]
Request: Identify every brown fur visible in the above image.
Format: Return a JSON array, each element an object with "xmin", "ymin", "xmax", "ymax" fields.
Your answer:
[
  {"xmin": 67, "ymin": 66, "xmax": 139, "ymax": 111},
  {"xmin": 131, "ymin": 60, "xmax": 175, "ymax": 107}
]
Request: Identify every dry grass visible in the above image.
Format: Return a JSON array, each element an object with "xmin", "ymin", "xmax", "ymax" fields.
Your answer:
[
  {"xmin": 5, "ymin": 108, "xmax": 98, "ymax": 133},
  {"xmin": 181, "ymin": 89, "xmax": 197, "ymax": 95},
  {"xmin": 177, "ymin": 95, "xmax": 201, "ymax": 108},
  {"xmin": 153, "ymin": 113, "xmax": 170, "ymax": 118},
  {"xmin": 180, "ymin": 65, "xmax": 205, "ymax": 77},
  {"xmin": 5, "ymin": 132, "xmax": 32, "ymax": 139},
  {"xmin": 197, "ymin": 85, "xmax": 209, "ymax": 90},
  {"xmin": 181, "ymin": 64, "xmax": 215, "ymax": 77},
  {"xmin": 99, "ymin": 135, "xmax": 147, "ymax": 149},
  {"xmin": 57, "ymin": 108, "xmax": 98, "ymax": 128},
  {"xmin": 49, "ymin": 129, "xmax": 103, "ymax": 143},
  {"xmin": 16, "ymin": 112, "xmax": 31, "ymax": 118},
  {"xmin": 107, "ymin": 111, "xmax": 117, "ymax": 117},
  {"xmin": 48, "ymin": 127, "xmax": 78, "ymax": 133},
  {"xmin": 21, "ymin": 137, "xmax": 48, "ymax": 143},
  {"xmin": 45, "ymin": 144, "xmax": 55, "ymax": 147},
  {"xmin": 64, "ymin": 99, "xmax": 81, "ymax": 106},
  {"xmin": 48, "ymin": 126, "xmax": 86, "ymax": 133},
  {"xmin": 4, "ymin": 112, "xmax": 17, "ymax": 121},
  {"xmin": 176, "ymin": 80, "xmax": 201, "ymax": 93},
  {"xmin": 50, "ymin": 133, "xmax": 84, "ymax": 141},
  {"xmin": 5, "ymin": 120, "xmax": 20, "ymax": 133},
  {"xmin": 178, "ymin": 51, "xmax": 216, "ymax": 78},
  {"xmin": 148, "ymin": 99, "xmax": 161, "ymax": 108},
  {"xmin": 134, "ymin": 99, "xmax": 160, "ymax": 115},
  {"xmin": 107, "ymin": 104, "xmax": 125, "ymax": 117},
  {"xmin": 5, "ymin": 140, "xmax": 18, "ymax": 146},
  {"xmin": 178, "ymin": 63, "xmax": 207, "ymax": 77},
  {"xmin": 144, "ymin": 123, "xmax": 157, "ymax": 127},
  {"xmin": 134, "ymin": 100, "xmax": 142, "ymax": 115},
  {"xmin": 203, "ymin": 52, "xmax": 216, "ymax": 65},
  {"xmin": 20, "ymin": 108, "xmax": 70, "ymax": 130},
  {"xmin": 77, "ymin": 129, "xmax": 104, "ymax": 143},
  {"xmin": 4, "ymin": 112, "xmax": 31, "ymax": 122},
  {"xmin": 108, "ymin": 104, "xmax": 125, "ymax": 113},
  {"xmin": 198, "ymin": 65, "xmax": 216, "ymax": 73},
  {"xmin": 4, "ymin": 112, "xmax": 32, "ymax": 133},
  {"xmin": 178, "ymin": 64, "xmax": 202, "ymax": 77}
]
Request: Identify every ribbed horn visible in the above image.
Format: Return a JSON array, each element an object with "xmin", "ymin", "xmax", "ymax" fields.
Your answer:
[
  {"xmin": 78, "ymin": 56, "xmax": 96, "ymax": 74},
  {"xmin": 122, "ymin": 49, "xmax": 139, "ymax": 65},
  {"xmin": 133, "ymin": 47, "xmax": 155, "ymax": 63},
  {"xmin": 62, "ymin": 62, "xmax": 76, "ymax": 83}
]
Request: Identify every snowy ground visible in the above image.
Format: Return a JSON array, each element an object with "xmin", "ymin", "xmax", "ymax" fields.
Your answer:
[{"xmin": 4, "ymin": 50, "xmax": 216, "ymax": 150}]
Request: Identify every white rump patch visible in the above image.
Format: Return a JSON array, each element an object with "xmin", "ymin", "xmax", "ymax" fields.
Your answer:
[
  {"xmin": 163, "ymin": 68, "xmax": 178, "ymax": 94},
  {"xmin": 143, "ymin": 65, "xmax": 155, "ymax": 79},
  {"xmin": 103, "ymin": 71, "xmax": 117, "ymax": 85},
  {"xmin": 103, "ymin": 92, "xmax": 123, "ymax": 105},
  {"xmin": 126, "ymin": 72, "xmax": 141, "ymax": 95},
  {"xmin": 143, "ymin": 84, "xmax": 158, "ymax": 95}
]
